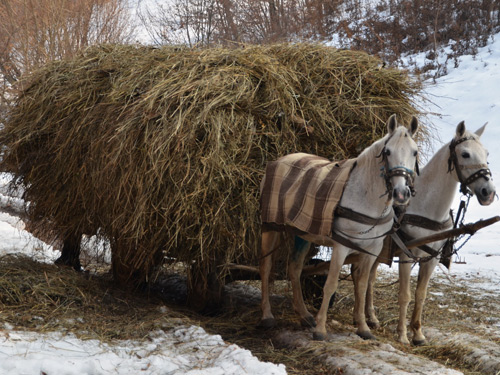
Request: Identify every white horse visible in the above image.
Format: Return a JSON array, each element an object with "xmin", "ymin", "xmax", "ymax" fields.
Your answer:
[
  {"xmin": 259, "ymin": 114, "xmax": 419, "ymax": 341},
  {"xmin": 365, "ymin": 120, "xmax": 496, "ymax": 345}
]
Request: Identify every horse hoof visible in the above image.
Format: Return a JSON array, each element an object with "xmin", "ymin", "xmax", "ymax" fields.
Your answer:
[
  {"xmin": 357, "ymin": 331, "xmax": 376, "ymax": 340},
  {"xmin": 300, "ymin": 316, "xmax": 317, "ymax": 328},
  {"xmin": 367, "ymin": 321, "xmax": 380, "ymax": 329},
  {"xmin": 412, "ymin": 338, "xmax": 427, "ymax": 346},
  {"xmin": 258, "ymin": 318, "xmax": 276, "ymax": 329},
  {"xmin": 312, "ymin": 331, "xmax": 326, "ymax": 341}
]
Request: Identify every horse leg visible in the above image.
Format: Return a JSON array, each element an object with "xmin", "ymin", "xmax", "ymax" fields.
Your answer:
[
  {"xmin": 289, "ymin": 237, "xmax": 316, "ymax": 327},
  {"xmin": 313, "ymin": 245, "xmax": 348, "ymax": 341},
  {"xmin": 259, "ymin": 230, "xmax": 280, "ymax": 328},
  {"xmin": 396, "ymin": 254, "xmax": 412, "ymax": 345},
  {"xmin": 410, "ymin": 258, "xmax": 438, "ymax": 346},
  {"xmin": 365, "ymin": 260, "xmax": 381, "ymax": 329},
  {"xmin": 55, "ymin": 231, "xmax": 82, "ymax": 271},
  {"xmin": 352, "ymin": 256, "xmax": 377, "ymax": 339}
]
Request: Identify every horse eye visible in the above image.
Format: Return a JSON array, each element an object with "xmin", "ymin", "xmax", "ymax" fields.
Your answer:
[
  {"xmin": 385, "ymin": 149, "xmax": 391, "ymax": 156},
  {"xmin": 413, "ymin": 150, "xmax": 418, "ymax": 157},
  {"xmin": 461, "ymin": 152, "xmax": 470, "ymax": 158}
]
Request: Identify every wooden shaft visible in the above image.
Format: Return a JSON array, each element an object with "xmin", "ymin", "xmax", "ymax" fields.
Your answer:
[
  {"xmin": 404, "ymin": 216, "xmax": 500, "ymax": 249},
  {"xmin": 226, "ymin": 216, "xmax": 500, "ymax": 279}
]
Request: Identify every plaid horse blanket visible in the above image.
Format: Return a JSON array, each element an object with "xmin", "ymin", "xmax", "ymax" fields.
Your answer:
[{"xmin": 260, "ymin": 153, "xmax": 357, "ymax": 236}]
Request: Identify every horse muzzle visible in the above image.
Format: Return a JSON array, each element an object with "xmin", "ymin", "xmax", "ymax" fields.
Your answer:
[
  {"xmin": 475, "ymin": 185, "xmax": 496, "ymax": 206},
  {"xmin": 392, "ymin": 186, "xmax": 412, "ymax": 206}
]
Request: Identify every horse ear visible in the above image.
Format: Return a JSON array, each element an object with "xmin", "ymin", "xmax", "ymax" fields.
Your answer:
[
  {"xmin": 474, "ymin": 122, "xmax": 487, "ymax": 138},
  {"xmin": 456, "ymin": 121, "xmax": 466, "ymax": 137},
  {"xmin": 387, "ymin": 114, "xmax": 397, "ymax": 134},
  {"xmin": 409, "ymin": 116, "xmax": 418, "ymax": 137}
]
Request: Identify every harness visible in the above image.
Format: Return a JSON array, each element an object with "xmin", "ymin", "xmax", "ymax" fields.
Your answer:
[
  {"xmin": 392, "ymin": 135, "xmax": 493, "ymax": 265},
  {"xmin": 329, "ymin": 135, "xmax": 418, "ymax": 261},
  {"xmin": 332, "ymin": 134, "xmax": 492, "ymax": 264},
  {"xmin": 395, "ymin": 213, "xmax": 453, "ymax": 261},
  {"xmin": 378, "ymin": 134, "xmax": 419, "ymax": 200}
]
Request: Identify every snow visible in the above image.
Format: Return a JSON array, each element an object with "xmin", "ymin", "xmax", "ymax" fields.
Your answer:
[
  {"xmin": 1, "ymin": 30, "xmax": 500, "ymax": 375},
  {"xmin": 0, "ymin": 326, "xmax": 286, "ymax": 375},
  {"xmin": 418, "ymin": 34, "xmax": 500, "ymax": 292}
]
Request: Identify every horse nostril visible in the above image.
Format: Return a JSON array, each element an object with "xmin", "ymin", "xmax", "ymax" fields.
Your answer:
[
  {"xmin": 481, "ymin": 188, "xmax": 489, "ymax": 197},
  {"xmin": 392, "ymin": 190, "xmax": 399, "ymax": 199}
]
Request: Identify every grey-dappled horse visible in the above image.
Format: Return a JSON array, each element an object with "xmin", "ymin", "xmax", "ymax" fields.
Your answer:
[
  {"xmin": 365, "ymin": 121, "xmax": 496, "ymax": 345},
  {"xmin": 259, "ymin": 114, "xmax": 419, "ymax": 340}
]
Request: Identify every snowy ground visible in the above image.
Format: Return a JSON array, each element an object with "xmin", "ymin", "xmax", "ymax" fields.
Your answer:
[
  {"xmin": 415, "ymin": 33, "xmax": 500, "ymax": 291},
  {"xmin": 1, "ymin": 33, "xmax": 500, "ymax": 375},
  {"xmin": 1, "ymin": 326, "xmax": 286, "ymax": 375}
]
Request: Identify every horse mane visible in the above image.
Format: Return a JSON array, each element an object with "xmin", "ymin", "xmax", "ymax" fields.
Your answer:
[
  {"xmin": 355, "ymin": 125, "xmax": 412, "ymax": 169},
  {"xmin": 355, "ymin": 131, "xmax": 389, "ymax": 166}
]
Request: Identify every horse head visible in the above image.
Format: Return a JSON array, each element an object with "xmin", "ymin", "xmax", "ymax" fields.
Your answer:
[
  {"xmin": 380, "ymin": 114, "xmax": 419, "ymax": 206},
  {"xmin": 448, "ymin": 121, "xmax": 496, "ymax": 205}
]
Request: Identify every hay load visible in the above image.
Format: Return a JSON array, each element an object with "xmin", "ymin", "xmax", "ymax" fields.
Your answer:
[{"xmin": 0, "ymin": 43, "xmax": 425, "ymax": 309}]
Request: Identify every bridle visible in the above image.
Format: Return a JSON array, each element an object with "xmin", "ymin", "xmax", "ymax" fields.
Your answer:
[
  {"xmin": 378, "ymin": 134, "xmax": 419, "ymax": 201},
  {"xmin": 447, "ymin": 136, "xmax": 492, "ymax": 195},
  {"xmin": 394, "ymin": 136, "xmax": 492, "ymax": 265}
]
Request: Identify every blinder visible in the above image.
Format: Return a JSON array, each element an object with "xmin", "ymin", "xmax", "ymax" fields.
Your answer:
[{"xmin": 448, "ymin": 136, "xmax": 492, "ymax": 195}]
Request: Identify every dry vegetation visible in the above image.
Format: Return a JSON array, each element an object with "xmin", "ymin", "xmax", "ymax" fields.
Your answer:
[
  {"xmin": 0, "ymin": 0, "xmax": 133, "ymax": 128},
  {"xmin": 0, "ymin": 1, "xmax": 499, "ymax": 374},
  {"xmin": 0, "ymin": 43, "xmax": 426, "ymax": 306}
]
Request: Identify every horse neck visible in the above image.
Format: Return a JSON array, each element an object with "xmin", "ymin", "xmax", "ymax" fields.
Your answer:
[
  {"xmin": 409, "ymin": 142, "xmax": 458, "ymax": 221},
  {"xmin": 340, "ymin": 141, "xmax": 391, "ymax": 215}
]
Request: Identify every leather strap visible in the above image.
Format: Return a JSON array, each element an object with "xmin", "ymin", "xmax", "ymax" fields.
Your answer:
[
  {"xmin": 396, "ymin": 228, "xmax": 440, "ymax": 258},
  {"xmin": 335, "ymin": 205, "xmax": 393, "ymax": 226},
  {"xmin": 390, "ymin": 232, "xmax": 421, "ymax": 260},
  {"xmin": 401, "ymin": 213, "xmax": 453, "ymax": 231}
]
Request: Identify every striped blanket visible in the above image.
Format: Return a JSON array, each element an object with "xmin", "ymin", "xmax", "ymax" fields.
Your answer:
[{"xmin": 260, "ymin": 153, "xmax": 357, "ymax": 237}]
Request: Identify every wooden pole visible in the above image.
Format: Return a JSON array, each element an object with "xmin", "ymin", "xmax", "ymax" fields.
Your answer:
[
  {"xmin": 404, "ymin": 216, "xmax": 500, "ymax": 249},
  {"xmin": 226, "ymin": 216, "xmax": 500, "ymax": 279}
]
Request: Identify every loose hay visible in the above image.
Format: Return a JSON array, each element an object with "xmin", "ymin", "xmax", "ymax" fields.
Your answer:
[
  {"xmin": 0, "ymin": 43, "xmax": 427, "ymax": 289},
  {"xmin": 0, "ymin": 254, "xmax": 187, "ymax": 341}
]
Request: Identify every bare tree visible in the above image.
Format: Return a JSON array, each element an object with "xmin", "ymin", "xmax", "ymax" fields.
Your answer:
[
  {"xmin": 138, "ymin": 0, "xmax": 220, "ymax": 46},
  {"xmin": 0, "ymin": 0, "xmax": 133, "ymax": 109},
  {"xmin": 138, "ymin": 0, "xmax": 341, "ymax": 46}
]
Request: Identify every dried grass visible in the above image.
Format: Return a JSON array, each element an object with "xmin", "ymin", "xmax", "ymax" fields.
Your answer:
[
  {"xmin": 0, "ymin": 254, "xmax": 187, "ymax": 341},
  {"xmin": 0, "ymin": 43, "xmax": 427, "ymax": 286}
]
